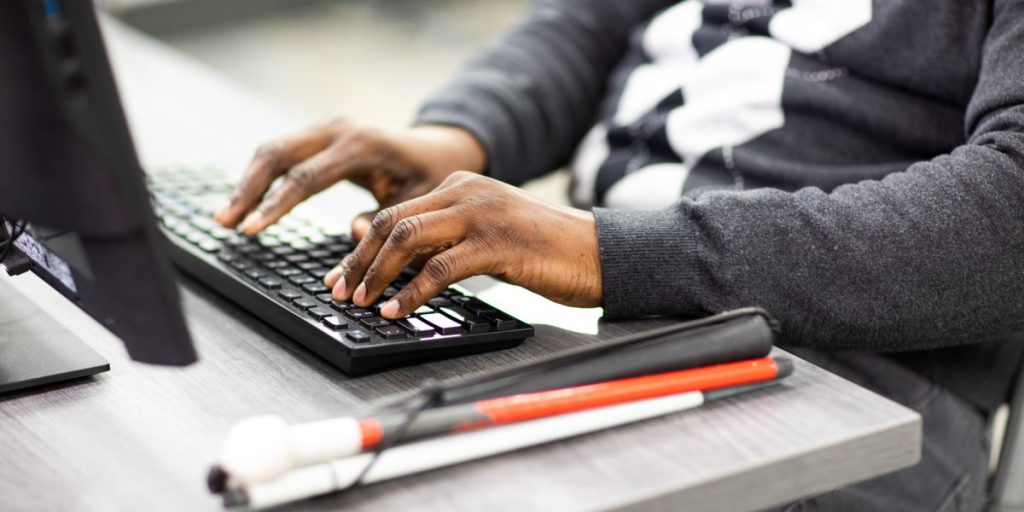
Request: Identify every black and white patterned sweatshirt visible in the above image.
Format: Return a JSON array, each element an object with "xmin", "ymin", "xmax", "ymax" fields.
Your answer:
[{"xmin": 416, "ymin": 0, "xmax": 1024, "ymax": 410}]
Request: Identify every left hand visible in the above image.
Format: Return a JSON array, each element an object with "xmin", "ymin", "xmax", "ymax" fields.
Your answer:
[{"xmin": 324, "ymin": 171, "xmax": 603, "ymax": 318}]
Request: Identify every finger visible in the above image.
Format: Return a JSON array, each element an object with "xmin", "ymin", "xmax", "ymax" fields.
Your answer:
[
  {"xmin": 238, "ymin": 149, "xmax": 341, "ymax": 234},
  {"xmin": 327, "ymin": 183, "xmax": 432, "ymax": 288},
  {"xmin": 349, "ymin": 172, "xmax": 440, "ymax": 243},
  {"xmin": 431, "ymin": 169, "xmax": 477, "ymax": 192},
  {"xmin": 379, "ymin": 244, "xmax": 485, "ymax": 319},
  {"xmin": 351, "ymin": 212, "xmax": 375, "ymax": 242},
  {"xmin": 331, "ymin": 189, "xmax": 458, "ymax": 301},
  {"xmin": 216, "ymin": 129, "xmax": 334, "ymax": 227},
  {"xmin": 356, "ymin": 210, "xmax": 468, "ymax": 307},
  {"xmin": 324, "ymin": 211, "xmax": 374, "ymax": 290}
]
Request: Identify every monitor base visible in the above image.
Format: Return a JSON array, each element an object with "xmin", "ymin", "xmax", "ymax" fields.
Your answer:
[{"xmin": 0, "ymin": 277, "xmax": 109, "ymax": 395}]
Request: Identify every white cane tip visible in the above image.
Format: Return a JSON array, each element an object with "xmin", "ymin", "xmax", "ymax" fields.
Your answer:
[{"xmin": 220, "ymin": 415, "xmax": 294, "ymax": 484}]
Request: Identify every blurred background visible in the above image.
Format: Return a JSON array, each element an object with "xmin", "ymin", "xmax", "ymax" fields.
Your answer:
[
  {"xmin": 100, "ymin": 0, "xmax": 570, "ymax": 202},
  {"xmin": 102, "ymin": 0, "xmax": 528, "ymax": 128}
]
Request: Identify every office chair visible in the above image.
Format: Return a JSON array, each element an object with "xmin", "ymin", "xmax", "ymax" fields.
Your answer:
[{"xmin": 989, "ymin": 366, "xmax": 1024, "ymax": 511}]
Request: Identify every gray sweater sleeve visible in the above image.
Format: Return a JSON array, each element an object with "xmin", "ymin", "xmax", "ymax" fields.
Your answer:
[
  {"xmin": 415, "ymin": 0, "xmax": 675, "ymax": 185},
  {"xmin": 596, "ymin": 0, "xmax": 1024, "ymax": 351}
]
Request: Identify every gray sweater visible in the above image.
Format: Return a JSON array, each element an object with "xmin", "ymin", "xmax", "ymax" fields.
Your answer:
[{"xmin": 416, "ymin": 0, "xmax": 1024, "ymax": 411}]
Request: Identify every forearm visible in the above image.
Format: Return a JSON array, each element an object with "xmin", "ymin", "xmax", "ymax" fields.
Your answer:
[
  {"xmin": 416, "ymin": 0, "xmax": 674, "ymax": 185},
  {"xmin": 596, "ymin": 130, "xmax": 1024, "ymax": 350}
]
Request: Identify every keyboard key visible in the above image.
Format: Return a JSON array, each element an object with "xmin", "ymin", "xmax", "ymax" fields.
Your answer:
[
  {"xmin": 216, "ymin": 251, "xmax": 236, "ymax": 263},
  {"xmin": 298, "ymin": 261, "xmax": 321, "ymax": 270},
  {"xmin": 308, "ymin": 249, "xmax": 332, "ymax": 259},
  {"xmin": 345, "ymin": 308, "xmax": 374, "ymax": 319},
  {"xmin": 346, "ymin": 330, "xmax": 372, "ymax": 343},
  {"xmin": 264, "ymin": 260, "xmax": 289, "ymax": 269},
  {"xmin": 257, "ymin": 235, "xmax": 282, "ymax": 248},
  {"xmin": 278, "ymin": 289, "xmax": 302, "ymax": 301},
  {"xmin": 258, "ymin": 277, "xmax": 283, "ymax": 290},
  {"xmin": 185, "ymin": 231, "xmax": 206, "ymax": 245},
  {"xmin": 303, "ymin": 283, "xmax": 329, "ymax": 294},
  {"xmin": 382, "ymin": 286, "xmax": 399, "ymax": 299},
  {"xmin": 414, "ymin": 305, "xmax": 433, "ymax": 315},
  {"xmin": 375, "ymin": 325, "xmax": 405, "ymax": 340},
  {"xmin": 226, "ymin": 236, "xmax": 252, "ymax": 248},
  {"xmin": 244, "ymin": 269, "xmax": 266, "ymax": 280},
  {"xmin": 360, "ymin": 316, "xmax": 391, "ymax": 328},
  {"xmin": 307, "ymin": 267, "xmax": 330, "ymax": 279},
  {"xmin": 325, "ymin": 243, "xmax": 352, "ymax": 254},
  {"xmin": 481, "ymin": 311, "xmax": 517, "ymax": 330},
  {"xmin": 271, "ymin": 246, "xmax": 295, "ymax": 256},
  {"xmin": 397, "ymin": 317, "xmax": 435, "ymax": 336},
  {"xmin": 289, "ymin": 275, "xmax": 315, "ymax": 285},
  {"xmin": 276, "ymin": 267, "xmax": 302, "ymax": 277},
  {"xmin": 452, "ymin": 295, "xmax": 472, "ymax": 304},
  {"xmin": 293, "ymin": 298, "xmax": 317, "ymax": 310},
  {"xmin": 304, "ymin": 233, "xmax": 327, "ymax": 245},
  {"xmin": 198, "ymin": 240, "xmax": 222, "ymax": 253},
  {"xmin": 189, "ymin": 215, "xmax": 219, "ymax": 232},
  {"xmin": 461, "ymin": 299, "xmax": 496, "ymax": 316},
  {"xmin": 209, "ymin": 227, "xmax": 234, "ymax": 241},
  {"xmin": 250, "ymin": 251, "xmax": 276, "ymax": 261},
  {"xmin": 170, "ymin": 223, "xmax": 191, "ymax": 237},
  {"xmin": 440, "ymin": 306, "xmax": 491, "ymax": 333},
  {"xmin": 229, "ymin": 260, "xmax": 251, "ymax": 271},
  {"xmin": 315, "ymin": 293, "xmax": 334, "ymax": 303},
  {"xmin": 284, "ymin": 254, "xmax": 310, "ymax": 263},
  {"xmin": 307, "ymin": 307, "xmax": 333, "ymax": 320},
  {"xmin": 322, "ymin": 316, "xmax": 346, "ymax": 331},
  {"xmin": 420, "ymin": 313, "xmax": 461, "ymax": 335},
  {"xmin": 428, "ymin": 297, "xmax": 452, "ymax": 308},
  {"xmin": 330, "ymin": 300, "xmax": 355, "ymax": 311}
]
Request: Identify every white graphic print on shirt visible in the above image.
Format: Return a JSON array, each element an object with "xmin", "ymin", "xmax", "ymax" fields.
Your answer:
[{"xmin": 569, "ymin": 0, "xmax": 872, "ymax": 209}]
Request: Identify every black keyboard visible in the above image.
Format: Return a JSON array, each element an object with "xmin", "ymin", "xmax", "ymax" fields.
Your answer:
[{"xmin": 146, "ymin": 167, "xmax": 533, "ymax": 375}]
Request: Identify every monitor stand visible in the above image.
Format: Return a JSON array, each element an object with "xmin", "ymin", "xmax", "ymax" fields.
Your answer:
[{"xmin": 0, "ymin": 277, "xmax": 109, "ymax": 394}]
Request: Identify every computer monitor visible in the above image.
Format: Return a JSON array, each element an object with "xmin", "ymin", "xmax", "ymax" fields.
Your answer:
[{"xmin": 0, "ymin": 0, "xmax": 196, "ymax": 392}]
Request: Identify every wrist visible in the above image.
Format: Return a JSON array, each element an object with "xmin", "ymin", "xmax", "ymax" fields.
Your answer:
[
  {"xmin": 407, "ymin": 124, "xmax": 487, "ymax": 178},
  {"xmin": 536, "ymin": 206, "xmax": 603, "ymax": 308},
  {"xmin": 567, "ymin": 209, "xmax": 603, "ymax": 307}
]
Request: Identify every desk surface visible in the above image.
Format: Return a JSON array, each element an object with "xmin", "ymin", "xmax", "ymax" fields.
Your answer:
[{"xmin": 0, "ymin": 17, "xmax": 921, "ymax": 512}]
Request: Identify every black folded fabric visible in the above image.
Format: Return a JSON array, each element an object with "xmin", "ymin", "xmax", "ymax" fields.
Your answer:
[{"xmin": 440, "ymin": 308, "xmax": 777, "ymax": 405}]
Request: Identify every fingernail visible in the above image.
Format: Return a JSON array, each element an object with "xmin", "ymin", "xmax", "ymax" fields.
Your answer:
[
  {"xmin": 332, "ymin": 276, "xmax": 347, "ymax": 299},
  {"xmin": 353, "ymin": 282, "xmax": 366, "ymax": 304},
  {"xmin": 325, "ymin": 267, "xmax": 343, "ymax": 286},
  {"xmin": 240, "ymin": 211, "xmax": 262, "ymax": 232},
  {"xmin": 380, "ymin": 299, "xmax": 399, "ymax": 318}
]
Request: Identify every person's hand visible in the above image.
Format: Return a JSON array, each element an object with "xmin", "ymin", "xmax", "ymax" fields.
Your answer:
[
  {"xmin": 324, "ymin": 171, "xmax": 603, "ymax": 318},
  {"xmin": 214, "ymin": 120, "xmax": 486, "ymax": 237}
]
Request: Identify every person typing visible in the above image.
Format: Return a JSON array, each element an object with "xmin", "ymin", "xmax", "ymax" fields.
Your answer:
[{"xmin": 216, "ymin": 1, "xmax": 1024, "ymax": 509}]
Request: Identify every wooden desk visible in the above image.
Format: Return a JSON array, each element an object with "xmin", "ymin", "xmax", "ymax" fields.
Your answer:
[{"xmin": 0, "ymin": 16, "xmax": 921, "ymax": 512}]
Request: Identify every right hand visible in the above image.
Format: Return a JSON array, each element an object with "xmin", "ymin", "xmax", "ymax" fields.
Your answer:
[{"xmin": 214, "ymin": 119, "xmax": 486, "ymax": 238}]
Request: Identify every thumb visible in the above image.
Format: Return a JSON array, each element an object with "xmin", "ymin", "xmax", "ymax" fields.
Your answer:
[
  {"xmin": 351, "ymin": 211, "xmax": 375, "ymax": 242},
  {"xmin": 351, "ymin": 180, "xmax": 436, "ymax": 241}
]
